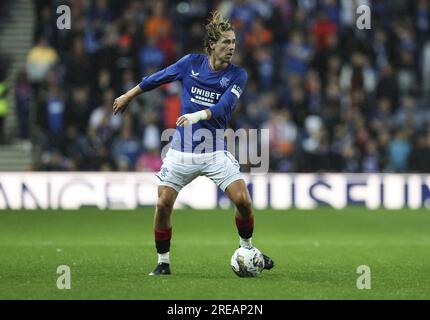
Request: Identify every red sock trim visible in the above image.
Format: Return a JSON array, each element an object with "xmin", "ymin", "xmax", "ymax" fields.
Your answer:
[
  {"xmin": 235, "ymin": 216, "xmax": 254, "ymax": 232},
  {"xmin": 154, "ymin": 227, "xmax": 172, "ymax": 241}
]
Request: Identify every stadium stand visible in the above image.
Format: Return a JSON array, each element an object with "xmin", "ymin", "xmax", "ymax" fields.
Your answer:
[{"xmin": 3, "ymin": 0, "xmax": 430, "ymax": 173}]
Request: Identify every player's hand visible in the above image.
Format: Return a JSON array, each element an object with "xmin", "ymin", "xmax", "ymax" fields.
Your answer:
[
  {"xmin": 113, "ymin": 94, "xmax": 131, "ymax": 115},
  {"xmin": 176, "ymin": 114, "xmax": 193, "ymax": 126},
  {"xmin": 176, "ymin": 110, "xmax": 209, "ymax": 127}
]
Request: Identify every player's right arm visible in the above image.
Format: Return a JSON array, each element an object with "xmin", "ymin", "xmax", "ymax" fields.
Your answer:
[
  {"xmin": 113, "ymin": 54, "xmax": 191, "ymax": 115},
  {"xmin": 113, "ymin": 85, "xmax": 143, "ymax": 115}
]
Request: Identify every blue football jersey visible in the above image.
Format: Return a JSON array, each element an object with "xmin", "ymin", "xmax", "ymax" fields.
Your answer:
[{"xmin": 139, "ymin": 54, "xmax": 248, "ymax": 153}]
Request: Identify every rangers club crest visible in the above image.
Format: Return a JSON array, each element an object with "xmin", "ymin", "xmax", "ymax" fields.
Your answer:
[{"xmin": 220, "ymin": 77, "xmax": 230, "ymax": 88}]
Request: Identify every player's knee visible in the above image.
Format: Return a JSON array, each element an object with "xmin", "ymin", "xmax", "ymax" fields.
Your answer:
[
  {"xmin": 156, "ymin": 197, "xmax": 174, "ymax": 217},
  {"xmin": 234, "ymin": 193, "xmax": 253, "ymax": 214}
]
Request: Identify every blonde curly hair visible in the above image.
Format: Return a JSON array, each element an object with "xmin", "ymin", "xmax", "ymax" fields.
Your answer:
[{"xmin": 203, "ymin": 11, "xmax": 234, "ymax": 55}]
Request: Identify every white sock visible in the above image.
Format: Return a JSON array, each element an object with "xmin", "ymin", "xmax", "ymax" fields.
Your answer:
[
  {"xmin": 240, "ymin": 237, "xmax": 253, "ymax": 248},
  {"xmin": 158, "ymin": 252, "xmax": 170, "ymax": 264}
]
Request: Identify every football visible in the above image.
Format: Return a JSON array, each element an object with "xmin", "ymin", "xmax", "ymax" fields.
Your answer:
[{"xmin": 230, "ymin": 246, "xmax": 265, "ymax": 277}]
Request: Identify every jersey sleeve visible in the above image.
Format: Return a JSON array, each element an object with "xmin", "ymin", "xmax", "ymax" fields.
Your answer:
[
  {"xmin": 209, "ymin": 69, "xmax": 248, "ymax": 119},
  {"xmin": 138, "ymin": 54, "xmax": 190, "ymax": 91}
]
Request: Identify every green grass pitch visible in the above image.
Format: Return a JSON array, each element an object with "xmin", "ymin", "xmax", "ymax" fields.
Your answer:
[{"xmin": 0, "ymin": 207, "xmax": 429, "ymax": 299}]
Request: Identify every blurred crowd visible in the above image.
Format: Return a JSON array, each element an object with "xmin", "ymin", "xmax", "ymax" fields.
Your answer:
[{"xmin": 13, "ymin": 0, "xmax": 430, "ymax": 172}]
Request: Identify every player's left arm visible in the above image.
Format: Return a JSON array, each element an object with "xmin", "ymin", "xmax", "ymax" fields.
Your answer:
[{"xmin": 176, "ymin": 70, "xmax": 248, "ymax": 126}]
